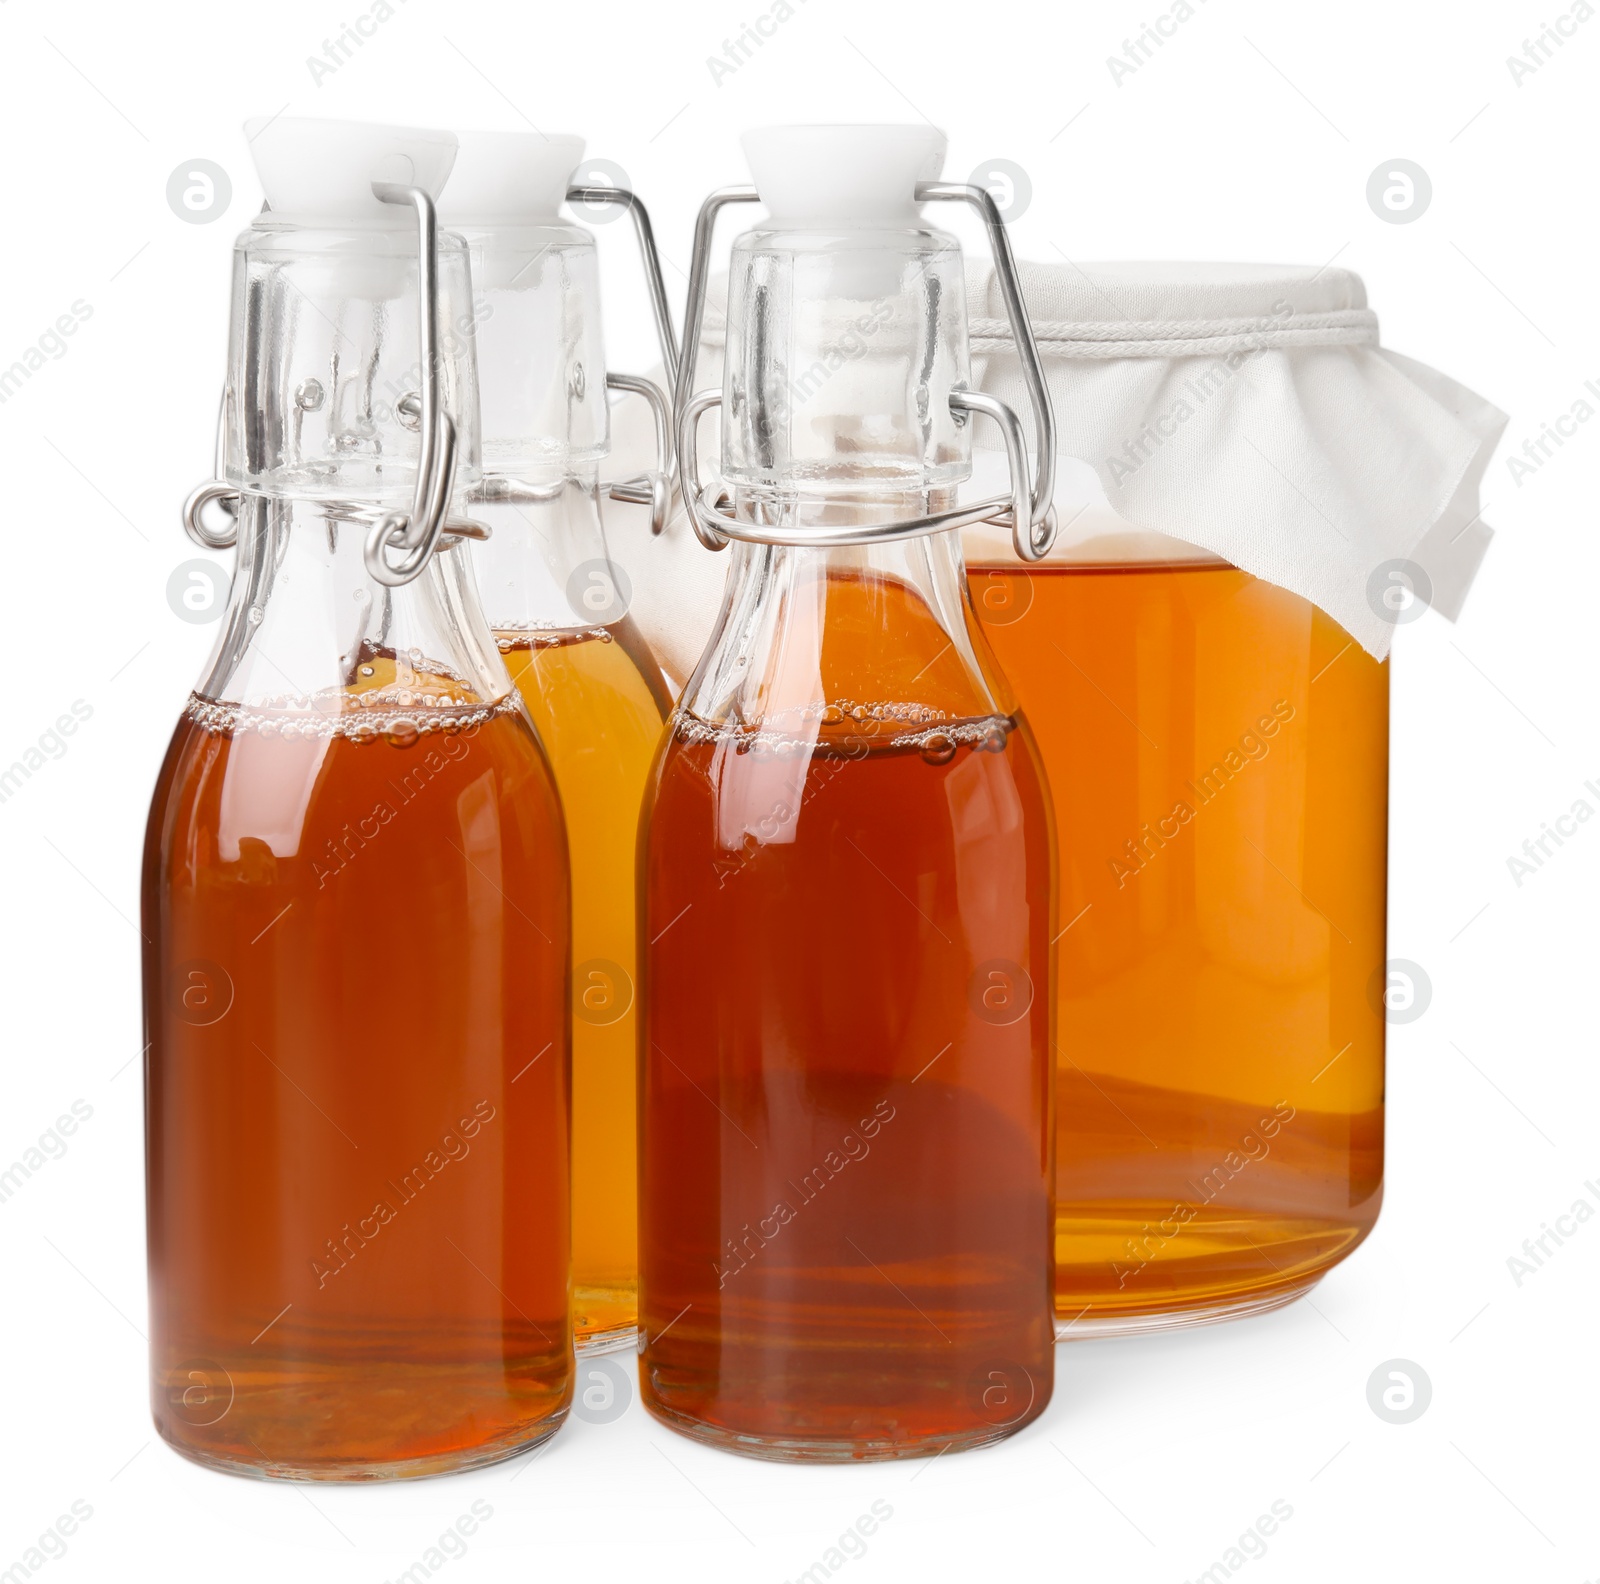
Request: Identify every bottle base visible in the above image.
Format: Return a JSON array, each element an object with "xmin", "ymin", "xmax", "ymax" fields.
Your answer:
[
  {"xmin": 574, "ymin": 1282, "xmax": 639, "ymax": 1355},
  {"xmin": 1054, "ymin": 1272, "xmax": 1322, "ymax": 1341},
  {"xmin": 642, "ymin": 1397, "xmax": 1040, "ymax": 1464},
  {"xmin": 154, "ymin": 1412, "xmax": 567, "ymax": 1484},
  {"xmin": 575, "ymin": 1323, "xmax": 640, "ymax": 1357}
]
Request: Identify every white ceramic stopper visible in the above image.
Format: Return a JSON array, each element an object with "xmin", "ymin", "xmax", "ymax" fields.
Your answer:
[
  {"xmin": 741, "ymin": 124, "xmax": 946, "ymax": 227},
  {"xmin": 438, "ymin": 131, "xmax": 586, "ymax": 225},
  {"xmin": 242, "ymin": 115, "xmax": 459, "ymax": 225}
]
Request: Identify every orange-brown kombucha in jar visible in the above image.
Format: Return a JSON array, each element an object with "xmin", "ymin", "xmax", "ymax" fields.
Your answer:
[
  {"xmin": 639, "ymin": 559, "xmax": 1056, "ymax": 1460},
  {"xmin": 970, "ymin": 560, "xmax": 1387, "ymax": 1334}
]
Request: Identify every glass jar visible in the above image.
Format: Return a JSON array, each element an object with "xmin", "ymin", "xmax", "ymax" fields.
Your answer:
[
  {"xmin": 143, "ymin": 118, "xmax": 572, "ymax": 1477},
  {"xmin": 961, "ymin": 260, "xmax": 1505, "ymax": 1334}
]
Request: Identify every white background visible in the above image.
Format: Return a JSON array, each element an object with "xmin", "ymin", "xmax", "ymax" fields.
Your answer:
[{"xmin": 1, "ymin": 0, "xmax": 1595, "ymax": 1580}]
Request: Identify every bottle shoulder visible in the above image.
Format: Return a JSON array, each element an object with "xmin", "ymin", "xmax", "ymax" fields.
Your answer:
[
  {"xmin": 145, "ymin": 694, "xmax": 562, "ymax": 871},
  {"xmin": 649, "ymin": 706, "xmax": 1051, "ymax": 850}
]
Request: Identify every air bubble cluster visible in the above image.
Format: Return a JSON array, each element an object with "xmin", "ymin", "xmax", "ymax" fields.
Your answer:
[
  {"xmin": 183, "ymin": 688, "xmax": 518, "ymax": 746},
  {"xmin": 672, "ymin": 705, "xmax": 1014, "ymax": 764},
  {"xmin": 494, "ymin": 625, "xmax": 612, "ymax": 654}
]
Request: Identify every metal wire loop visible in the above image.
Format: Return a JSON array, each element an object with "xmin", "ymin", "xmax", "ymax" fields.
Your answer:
[
  {"xmin": 672, "ymin": 182, "xmax": 1058, "ymax": 561},
  {"xmin": 603, "ymin": 372, "xmax": 672, "ymax": 535},
  {"xmin": 180, "ymin": 185, "xmax": 461, "ymax": 587},
  {"xmin": 565, "ymin": 185, "xmax": 681, "ymax": 388},
  {"xmin": 183, "ymin": 481, "xmax": 240, "ymax": 551},
  {"xmin": 680, "ymin": 390, "xmax": 1046, "ymax": 558},
  {"xmin": 362, "ymin": 181, "xmax": 460, "ymax": 588}
]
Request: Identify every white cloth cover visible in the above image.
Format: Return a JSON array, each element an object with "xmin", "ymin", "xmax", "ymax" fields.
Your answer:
[
  {"xmin": 608, "ymin": 260, "xmax": 1507, "ymax": 679},
  {"xmin": 966, "ymin": 261, "xmax": 1507, "ymax": 659}
]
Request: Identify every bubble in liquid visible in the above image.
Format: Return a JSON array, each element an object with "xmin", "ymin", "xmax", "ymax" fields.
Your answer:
[
  {"xmin": 396, "ymin": 691, "xmax": 414, "ymax": 708},
  {"xmin": 258, "ymin": 720, "xmax": 279, "ymax": 738},
  {"xmin": 980, "ymin": 726, "xmax": 1008, "ymax": 753},
  {"xmin": 920, "ymin": 731, "xmax": 957, "ymax": 766},
  {"xmin": 386, "ymin": 719, "xmax": 420, "ymax": 748},
  {"xmin": 359, "ymin": 664, "xmax": 375, "ymax": 677},
  {"xmin": 248, "ymin": 606, "xmax": 264, "ymax": 626},
  {"xmin": 822, "ymin": 704, "xmax": 844, "ymax": 726},
  {"xmin": 348, "ymin": 722, "xmax": 377, "ymax": 745}
]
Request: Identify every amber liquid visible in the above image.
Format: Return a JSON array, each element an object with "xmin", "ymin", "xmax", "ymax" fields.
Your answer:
[
  {"xmin": 143, "ymin": 666, "xmax": 571, "ymax": 1478},
  {"xmin": 498, "ymin": 622, "xmax": 669, "ymax": 1348},
  {"xmin": 970, "ymin": 563, "xmax": 1387, "ymax": 1329},
  {"xmin": 639, "ymin": 567, "xmax": 1055, "ymax": 1460}
]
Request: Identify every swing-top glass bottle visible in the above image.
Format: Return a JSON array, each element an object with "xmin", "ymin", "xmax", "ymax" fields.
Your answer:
[
  {"xmin": 438, "ymin": 131, "xmax": 676, "ymax": 1353},
  {"xmin": 638, "ymin": 124, "xmax": 1061, "ymax": 1461},
  {"xmin": 142, "ymin": 117, "xmax": 572, "ymax": 1479}
]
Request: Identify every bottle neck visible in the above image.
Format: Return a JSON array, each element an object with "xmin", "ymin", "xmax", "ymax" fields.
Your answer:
[
  {"xmin": 680, "ymin": 524, "xmax": 1011, "ymax": 742},
  {"xmin": 466, "ymin": 462, "xmax": 619, "ymax": 636},
  {"xmin": 196, "ymin": 496, "xmax": 510, "ymax": 713}
]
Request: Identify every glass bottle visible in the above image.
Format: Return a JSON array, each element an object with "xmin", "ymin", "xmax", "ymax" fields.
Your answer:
[
  {"xmin": 638, "ymin": 125, "xmax": 1058, "ymax": 1461},
  {"xmin": 143, "ymin": 117, "xmax": 572, "ymax": 1478},
  {"xmin": 438, "ymin": 131, "xmax": 675, "ymax": 1353}
]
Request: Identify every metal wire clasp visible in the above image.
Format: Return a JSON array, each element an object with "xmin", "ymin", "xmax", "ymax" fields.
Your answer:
[
  {"xmin": 568, "ymin": 184, "xmax": 681, "ymax": 535},
  {"xmin": 362, "ymin": 182, "xmax": 460, "ymax": 587},
  {"xmin": 672, "ymin": 183, "xmax": 1058, "ymax": 562},
  {"xmin": 181, "ymin": 184, "xmax": 468, "ymax": 587},
  {"xmin": 604, "ymin": 372, "xmax": 672, "ymax": 536}
]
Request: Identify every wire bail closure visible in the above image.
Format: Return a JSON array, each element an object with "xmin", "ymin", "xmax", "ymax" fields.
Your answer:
[
  {"xmin": 182, "ymin": 183, "xmax": 472, "ymax": 587},
  {"xmin": 566, "ymin": 184, "xmax": 680, "ymax": 536},
  {"xmin": 362, "ymin": 182, "xmax": 462, "ymax": 587},
  {"xmin": 672, "ymin": 182, "xmax": 1058, "ymax": 562}
]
